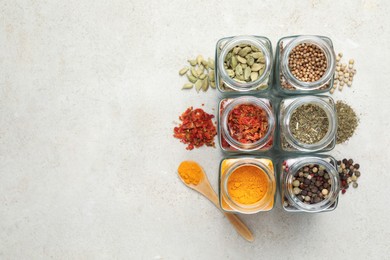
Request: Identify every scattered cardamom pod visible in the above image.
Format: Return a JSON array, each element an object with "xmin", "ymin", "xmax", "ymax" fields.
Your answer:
[
  {"xmin": 210, "ymin": 81, "xmax": 216, "ymax": 88},
  {"xmin": 196, "ymin": 55, "xmax": 203, "ymax": 65},
  {"xmin": 179, "ymin": 67, "xmax": 189, "ymax": 76},
  {"xmin": 182, "ymin": 83, "xmax": 193, "ymax": 89},
  {"xmin": 188, "ymin": 59, "xmax": 197, "ymax": 66},
  {"xmin": 187, "ymin": 73, "xmax": 197, "ymax": 83},
  {"xmin": 179, "ymin": 55, "xmax": 216, "ymax": 92},
  {"xmin": 202, "ymin": 78, "xmax": 209, "ymax": 92},
  {"xmin": 191, "ymin": 67, "xmax": 199, "ymax": 78},
  {"xmin": 195, "ymin": 79, "xmax": 203, "ymax": 92}
]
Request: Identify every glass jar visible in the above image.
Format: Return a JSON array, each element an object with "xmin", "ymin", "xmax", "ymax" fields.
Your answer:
[
  {"xmin": 274, "ymin": 35, "xmax": 336, "ymax": 95},
  {"xmin": 215, "ymin": 35, "xmax": 273, "ymax": 95},
  {"xmin": 278, "ymin": 95, "xmax": 337, "ymax": 153},
  {"xmin": 218, "ymin": 96, "xmax": 275, "ymax": 153},
  {"xmin": 219, "ymin": 157, "xmax": 276, "ymax": 214},
  {"xmin": 280, "ymin": 155, "xmax": 340, "ymax": 213}
]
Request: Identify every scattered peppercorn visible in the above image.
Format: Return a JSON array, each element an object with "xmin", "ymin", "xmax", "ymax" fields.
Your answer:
[
  {"xmin": 173, "ymin": 107, "xmax": 217, "ymax": 150},
  {"xmin": 338, "ymin": 158, "xmax": 361, "ymax": 194}
]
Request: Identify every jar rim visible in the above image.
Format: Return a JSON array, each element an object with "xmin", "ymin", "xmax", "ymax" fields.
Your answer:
[
  {"xmin": 281, "ymin": 35, "xmax": 336, "ymax": 90},
  {"xmin": 284, "ymin": 157, "xmax": 340, "ymax": 212},
  {"xmin": 218, "ymin": 35, "xmax": 272, "ymax": 91},
  {"xmin": 222, "ymin": 159, "xmax": 275, "ymax": 213},
  {"xmin": 282, "ymin": 96, "xmax": 337, "ymax": 152},
  {"xmin": 221, "ymin": 96, "xmax": 275, "ymax": 151}
]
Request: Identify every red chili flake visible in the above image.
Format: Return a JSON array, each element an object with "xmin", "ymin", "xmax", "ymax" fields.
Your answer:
[
  {"xmin": 227, "ymin": 104, "xmax": 269, "ymax": 144},
  {"xmin": 173, "ymin": 107, "xmax": 217, "ymax": 150}
]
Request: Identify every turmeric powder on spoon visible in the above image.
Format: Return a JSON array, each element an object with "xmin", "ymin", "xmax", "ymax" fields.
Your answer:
[{"xmin": 178, "ymin": 161, "xmax": 203, "ymax": 185}]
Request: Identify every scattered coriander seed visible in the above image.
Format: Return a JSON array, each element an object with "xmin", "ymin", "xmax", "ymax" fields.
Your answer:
[{"xmin": 330, "ymin": 53, "xmax": 357, "ymax": 94}]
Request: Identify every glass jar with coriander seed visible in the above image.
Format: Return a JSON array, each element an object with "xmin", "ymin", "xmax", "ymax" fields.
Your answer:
[
  {"xmin": 280, "ymin": 155, "xmax": 340, "ymax": 213},
  {"xmin": 215, "ymin": 35, "xmax": 273, "ymax": 95},
  {"xmin": 278, "ymin": 95, "xmax": 337, "ymax": 153},
  {"xmin": 274, "ymin": 35, "xmax": 336, "ymax": 96},
  {"xmin": 218, "ymin": 96, "xmax": 275, "ymax": 153},
  {"xmin": 219, "ymin": 157, "xmax": 276, "ymax": 214}
]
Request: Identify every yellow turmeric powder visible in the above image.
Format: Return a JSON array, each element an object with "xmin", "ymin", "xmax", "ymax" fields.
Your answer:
[
  {"xmin": 178, "ymin": 161, "xmax": 203, "ymax": 185},
  {"xmin": 227, "ymin": 165, "xmax": 268, "ymax": 205}
]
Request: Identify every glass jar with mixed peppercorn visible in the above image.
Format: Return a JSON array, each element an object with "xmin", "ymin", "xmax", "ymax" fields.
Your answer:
[
  {"xmin": 274, "ymin": 35, "xmax": 336, "ymax": 96},
  {"xmin": 215, "ymin": 35, "xmax": 273, "ymax": 94},
  {"xmin": 278, "ymin": 95, "xmax": 337, "ymax": 153},
  {"xmin": 218, "ymin": 96, "xmax": 275, "ymax": 153},
  {"xmin": 280, "ymin": 155, "xmax": 340, "ymax": 213}
]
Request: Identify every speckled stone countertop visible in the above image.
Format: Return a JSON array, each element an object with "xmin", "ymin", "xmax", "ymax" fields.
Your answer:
[{"xmin": 1, "ymin": 1, "xmax": 389, "ymax": 259}]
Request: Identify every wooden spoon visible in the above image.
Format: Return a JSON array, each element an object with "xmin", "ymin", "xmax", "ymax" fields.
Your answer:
[{"xmin": 178, "ymin": 161, "xmax": 254, "ymax": 242}]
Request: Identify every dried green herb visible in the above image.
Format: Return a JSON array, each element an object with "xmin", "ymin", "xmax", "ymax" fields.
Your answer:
[
  {"xmin": 336, "ymin": 101, "xmax": 358, "ymax": 144},
  {"xmin": 290, "ymin": 104, "xmax": 329, "ymax": 144}
]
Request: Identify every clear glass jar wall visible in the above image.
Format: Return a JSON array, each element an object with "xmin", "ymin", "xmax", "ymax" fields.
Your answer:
[
  {"xmin": 278, "ymin": 95, "xmax": 337, "ymax": 153},
  {"xmin": 219, "ymin": 157, "xmax": 276, "ymax": 214},
  {"xmin": 275, "ymin": 35, "xmax": 336, "ymax": 95},
  {"xmin": 280, "ymin": 155, "xmax": 340, "ymax": 213},
  {"xmin": 218, "ymin": 96, "xmax": 275, "ymax": 153},
  {"xmin": 215, "ymin": 35, "xmax": 273, "ymax": 94}
]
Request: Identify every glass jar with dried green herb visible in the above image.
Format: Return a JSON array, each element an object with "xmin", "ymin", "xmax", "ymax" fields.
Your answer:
[
  {"xmin": 274, "ymin": 35, "xmax": 336, "ymax": 96},
  {"xmin": 215, "ymin": 35, "xmax": 273, "ymax": 94},
  {"xmin": 280, "ymin": 155, "xmax": 340, "ymax": 213},
  {"xmin": 279, "ymin": 95, "xmax": 337, "ymax": 153}
]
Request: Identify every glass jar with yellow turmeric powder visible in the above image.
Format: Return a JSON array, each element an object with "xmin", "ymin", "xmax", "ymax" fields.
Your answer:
[
  {"xmin": 219, "ymin": 157, "xmax": 276, "ymax": 214},
  {"xmin": 280, "ymin": 155, "xmax": 340, "ymax": 213}
]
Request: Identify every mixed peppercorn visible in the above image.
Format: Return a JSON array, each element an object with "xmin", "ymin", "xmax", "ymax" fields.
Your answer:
[{"xmin": 337, "ymin": 158, "xmax": 361, "ymax": 194}]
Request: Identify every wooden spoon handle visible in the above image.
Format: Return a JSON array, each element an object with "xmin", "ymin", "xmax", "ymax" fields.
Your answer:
[{"xmin": 224, "ymin": 212, "xmax": 254, "ymax": 242}]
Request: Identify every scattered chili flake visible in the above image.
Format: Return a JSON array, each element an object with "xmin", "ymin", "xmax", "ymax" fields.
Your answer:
[
  {"xmin": 173, "ymin": 107, "xmax": 217, "ymax": 150},
  {"xmin": 227, "ymin": 104, "xmax": 269, "ymax": 143}
]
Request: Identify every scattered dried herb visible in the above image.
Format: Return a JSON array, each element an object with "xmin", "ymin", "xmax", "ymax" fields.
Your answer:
[
  {"xmin": 227, "ymin": 104, "xmax": 269, "ymax": 144},
  {"xmin": 173, "ymin": 107, "xmax": 217, "ymax": 150},
  {"xmin": 289, "ymin": 104, "xmax": 329, "ymax": 144},
  {"xmin": 336, "ymin": 101, "xmax": 358, "ymax": 144}
]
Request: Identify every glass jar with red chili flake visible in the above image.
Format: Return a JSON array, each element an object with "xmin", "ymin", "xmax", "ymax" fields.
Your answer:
[{"xmin": 219, "ymin": 96, "xmax": 275, "ymax": 152}]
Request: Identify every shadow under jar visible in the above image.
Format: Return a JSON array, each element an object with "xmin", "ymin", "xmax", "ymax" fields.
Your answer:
[
  {"xmin": 219, "ymin": 96, "xmax": 275, "ymax": 153},
  {"xmin": 275, "ymin": 35, "xmax": 336, "ymax": 95},
  {"xmin": 219, "ymin": 157, "xmax": 276, "ymax": 214},
  {"xmin": 215, "ymin": 35, "xmax": 273, "ymax": 94},
  {"xmin": 280, "ymin": 156, "xmax": 340, "ymax": 213},
  {"xmin": 279, "ymin": 95, "xmax": 337, "ymax": 153}
]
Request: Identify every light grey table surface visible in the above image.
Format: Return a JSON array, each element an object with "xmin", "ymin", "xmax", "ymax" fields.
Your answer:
[{"xmin": 1, "ymin": 1, "xmax": 389, "ymax": 259}]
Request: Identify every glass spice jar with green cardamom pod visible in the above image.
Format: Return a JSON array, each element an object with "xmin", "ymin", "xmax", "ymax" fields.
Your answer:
[
  {"xmin": 278, "ymin": 95, "xmax": 337, "ymax": 153},
  {"xmin": 215, "ymin": 35, "xmax": 273, "ymax": 95},
  {"xmin": 274, "ymin": 35, "xmax": 336, "ymax": 96},
  {"xmin": 279, "ymin": 155, "xmax": 340, "ymax": 213}
]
